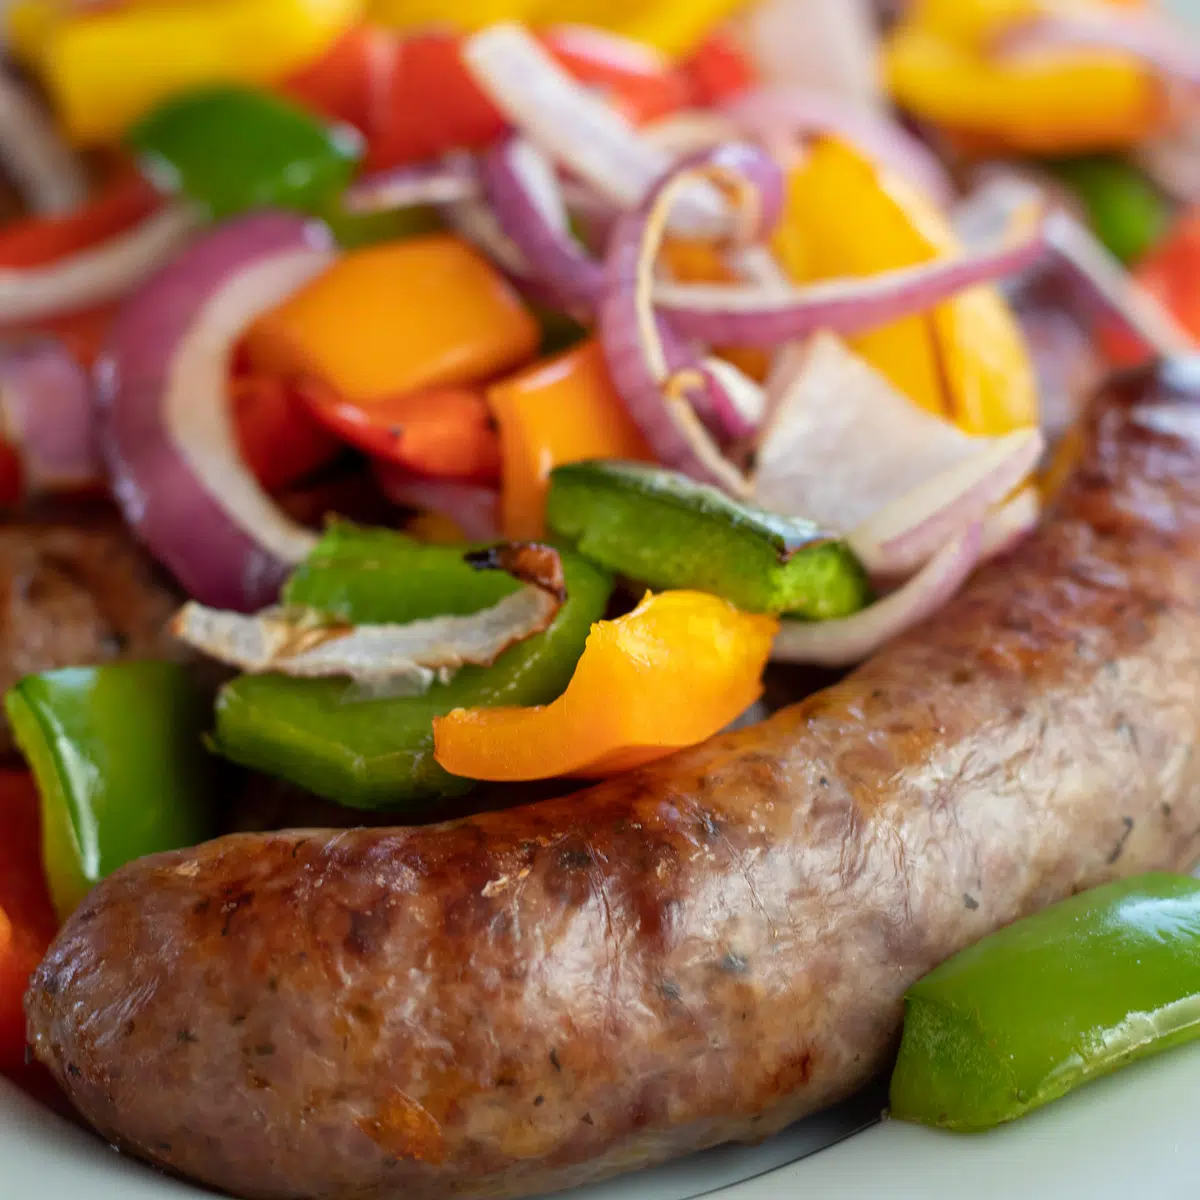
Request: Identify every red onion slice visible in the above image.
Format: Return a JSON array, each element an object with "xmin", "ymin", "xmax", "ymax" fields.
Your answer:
[
  {"xmin": 375, "ymin": 465, "xmax": 500, "ymax": 542},
  {"xmin": 0, "ymin": 68, "xmax": 87, "ymax": 215},
  {"xmin": 0, "ymin": 202, "xmax": 200, "ymax": 324},
  {"xmin": 773, "ymin": 521, "xmax": 984, "ymax": 667},
  {"xmin": 100, "ymin": 212, "xmax": 336, "ymax": 612},
  {"xmin": 463, "ymin": 23, "xmax": 729, "ymax": 236},
  {"xmin": 343, "ymin": 157, "xmax": 481, "ymax": 214},
  {"xmin": 727, "ymin": 86, "xmax": 955, "ymax": 205},
  {"xmin": 0, "ymin": 337, "xmax": 100, "ymax": 494},
  {"xmin": 751, "ymin": 332, "xmax": 1021, "ymax": 536},
  {"xmin": 600, "ymin": 143, "xmax": 784, "ymax": 490},
  {"xmin": 848, "ymin": 427, "xmax": 1043, "ymax": 576},
  {"xmin": 980, "ymin": 486, "xmax": 1040, "ymax": 562},
  {"xmin": 652, "ymin": 209, "xmax": 1047, "ymax": 347},
  {"xmin": 481, "ymin": 136, "xmax": 601, "ymax": 311},
  {"xmin": 991, "ymin": 9, "xmax": 1200, "ymax": 88}
]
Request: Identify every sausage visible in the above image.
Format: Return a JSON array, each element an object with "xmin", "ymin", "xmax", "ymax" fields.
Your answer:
[
  {"xmin": 26, "ymin": 364, "xmax": 1200, "ymax": 1199},
  {"xmin": 0, "ymin": 502, "xmax": 182, "ymax": 756}
]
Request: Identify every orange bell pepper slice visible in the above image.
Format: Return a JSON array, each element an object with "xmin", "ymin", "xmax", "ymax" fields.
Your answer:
[
  {"xmin": 775, "ymin": 138, "xmax": 1037, "ymax": 435},
  {"xmin": 243, "ymin": 235, "xmax": 540, "ymax": 406},
  {"xmin": 487, "ymin": 339, "xmax": 652, "ymax": 539},
  {"xmin": 0, "ymin": 771, "xmax": 58, "ymax": 1083},
  {"xmin": 433, "ymin": 590, "xmax": 778, "ymax": 782},
  {"xmin": 300, "ymin": 379, "xmax": 502, "ymax": 482}
]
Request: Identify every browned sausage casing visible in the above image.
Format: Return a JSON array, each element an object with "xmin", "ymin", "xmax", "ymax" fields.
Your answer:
[{"xmin": 26, "ymin": 367, "xmax": 1200, "ymax": 1199}]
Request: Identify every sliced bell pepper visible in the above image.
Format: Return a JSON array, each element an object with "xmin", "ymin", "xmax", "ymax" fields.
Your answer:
[
  {"xmin": 487, "ymin": 339, "xmax": 653, "ymax": 539},
  {"xmin": 231, "ymin": 373, "xmax": 344, "ymax": 494},
  {"xmin": 0, "ymin": 167, "xmax": 159, "ymax": 269},
  {"xmin": 244, "ymin": 235, "xmax": 540, "ymax": 405},
  {"xmin": 9, "ymin": 304, "xmax": 117, "ymax": 368},
  {"xmin": 677, "ymin": 29, "xmax": 758, "ymax": 107},
  {"xmin": 129, "ymin": 85, "xmax": 361, "ymax": 221},
  {"xmin": 280, "ymin": 24, "xmax": 391, "ymax": 131},
  {"xmin": 364, "ymin": 31, "xmax": 507, "ymax": 172},
  {"xmin": 28, "ymin": 0, "xmax": 362, "ymax": 144},
  {"xmin": 884, "ymin": 18, "xmax": 1162, "ymax": 155},
  {"xmin": 1045, "ymin": 155, "xmax": 1168, "ymax": 266},
  {"xmin": 906, "ymin": 0, "xmax": 1151, "ymax": 51},
  {"xmin": 547, "ymin": 459, "xmax": 870, "ymax": 618},
  {"xmin": 434, "ymin": 589, "xmax": 778, "ymax": 781},
  {"xmin": 1101, "ymin": 208, "xmax": 1200, "ymax": 367},
  {"xmin": 300, "ymin": 379, "xmax": 502, "ymax": 482},
  {"xmin": 0, "ymin": 771, "xmax": 57, "ymax": 1083},
  {"xmin": 5, "ymin": 663, "xmax": 217, "ymax": 921},
  {"xmin": 891, "ymin": 873, "xmax": 1200, "ymax": 1132},
  {"xmin": 212, "ymin": 524, "xmax": 613, "ymax": 809},
  {"xmin": 777, "ymin": 138, "xmax": 1038, "ymax": 435}
]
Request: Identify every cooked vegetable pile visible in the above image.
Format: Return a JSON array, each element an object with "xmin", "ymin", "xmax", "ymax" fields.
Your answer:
[{"xmin": 0, "ymin": 0, "xmax": 1199, "ymax": 1107}]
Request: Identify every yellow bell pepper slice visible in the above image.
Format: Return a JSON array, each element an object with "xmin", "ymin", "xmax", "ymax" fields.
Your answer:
[
  {"xmin": 366, "ymin": 0, "xmax": 745, "ymax": 55},
  {"xmin": 774, "ymin": 138, "xmax": 1037, "ymax": 435},
  {"xmin": 908, "ymin": 0, "xmax": 1149, "ymax": 48},
  {"xmin": 23, "ymin": 0, "xmax": 361, "ymax": 144},
  {"xmin": 433, "ymin": 590, "xmax": 778, "ymax": 781},
  {"xmin": 885, "ymin": 5, "xmax": 1162, "ymax": 154},
  {"xmin": 244, "ymin": 235, "xmax": 540, "ymax": 405},
  {"xmin": 487, "ymin": 339, "xmax": 653, "ymax": 541}
]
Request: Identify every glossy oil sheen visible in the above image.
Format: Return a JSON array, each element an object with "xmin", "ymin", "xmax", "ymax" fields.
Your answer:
[{"xmin": 890, "ymin": 874, "xmax": 1200, "ymax": 1130}]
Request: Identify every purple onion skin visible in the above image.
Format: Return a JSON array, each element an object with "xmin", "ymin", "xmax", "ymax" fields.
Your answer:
[
  {"xmin": 0, "ymin": 338, "xmax": 100, "ymax": 492},
  {"xmin": 599, "ymin": 143, "xmax": 785, "ymax": 473},
  {"xmin": 98, "ymin": 211, "xmax": 333, "ymax": 612}
]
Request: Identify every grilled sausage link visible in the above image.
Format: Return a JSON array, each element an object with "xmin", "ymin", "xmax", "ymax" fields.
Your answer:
[{"xmin": 26, "ymin": 365, "xmax": 1200, "ymax": 1199}]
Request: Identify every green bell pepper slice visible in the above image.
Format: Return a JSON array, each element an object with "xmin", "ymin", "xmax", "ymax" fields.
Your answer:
[
  {"xmin": 212, "ymin": 525, "xmax": 613, "ymax": 811},
  {"xmin": 1046, "ymin": 155, "xmax": 1169, "ymax": 266},
  {"xmin": 545, "ymin": 459, "xmax": 870, "ymax": 618},
  {"xmin": 129, "ymin": 84, "xmax": 362, "ymax": 221},
  {"xmin": 5, "ymin": 663, "xmax": 216, "ymax": 921},
  {"xmin": 890, "ymin": 873, "xmax": 1200, "ymax": 1132}
]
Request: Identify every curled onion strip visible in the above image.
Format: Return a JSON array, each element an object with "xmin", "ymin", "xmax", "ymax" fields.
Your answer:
[{"xmin": 0, "ymin": 69, "xmax": 87, "ymax": 215}]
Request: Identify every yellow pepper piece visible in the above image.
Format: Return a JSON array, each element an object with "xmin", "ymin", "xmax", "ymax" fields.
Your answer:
[
  {"xmin": 366, "ymin": 0, "xmax": 745, "ymax": 55},
  {"xmin": 776, "ymin": 138, "xmax": 1037, "ymax": 434},
  {"xmin": 885, "ymin": 12, "xmax": 1162, "ymax": 154},
  {"xmin": 244, "ymin": 235, "xmax": 539, "ymax": 405},
  {"xmin": 433, "ymin": 590, "xmax": 779, "ymax": 781},
  {"xmin": 908, "ymin": 0, "xmax": 1148, "ymax": 48},
  {"xmin": 488, "ymin": 339, "xmax": 653, "ymax": 541},
  {"xmin": 28, "ymin": 0, "xmax": 361, "ymax": 144}
]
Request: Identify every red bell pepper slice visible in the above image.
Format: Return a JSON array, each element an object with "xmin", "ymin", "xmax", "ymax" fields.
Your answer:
[
  {"xmin": 280, "ymin": 25, "xmax": 393, "ymax": 134},
  {"xmin": 299, "ymin": 378, "xmax": 502, "ymax": 483},
  {"xmin": 678, "ymin": 30, "xmax": 757, "ymax": 107}
]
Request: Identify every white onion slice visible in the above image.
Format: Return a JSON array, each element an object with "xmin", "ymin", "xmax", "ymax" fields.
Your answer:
[
  {"xmin": 773, "ymin": 522, "xmax": 984, "ymax": 667},
  {"xmin": 343, "ymin": 159, "xmax": 481, "ymax": 214},
  {"xmin": 980, "ymin": 486, "xmax": 1041, "ymax": 561},
  {"xmin": 462, "ymin": 23, "xmax": 727, "ymax": 235},
  {"xmin": 165, "ymin": 249, "xmax": 333, "ymax": 567},
  {"xmin": 0, "ymin": 69, "xmax": 87, "ymax": 215},
  {"xmin": 0, "ymin": 201, "xmax": 200, "ymax": 323}
]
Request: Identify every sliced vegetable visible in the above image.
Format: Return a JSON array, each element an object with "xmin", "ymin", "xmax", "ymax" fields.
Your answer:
[
  {"xmin": 433, "ymin": 589, "xmax": 778, "ymax": 781},
  {"xmin": 0, "ymin": 338, "xmax": 100, "ymax": 499},
  {"xmin": 547, "ymin": 459, "xmax": 869, "ymax": 618},
  {"xmin": 300, "ymin": 379, "xmax": 501, "ymax": 482},
  {"xmin": 175, "ymin": 542, "xmax": 565, "ymax": 690},
  {"xmin": 678, "ymin": 30, "xmax": 757, "ymax": 107},
  {"xmin": 752, "ymin": 334, "xmax": 1042, "ymax": 576},
  {"xmin": 488, "ymin": 339, "xmax": 653, "ymax": 539},
  {"xmin": 0, "ymin": 67, "xmax": 86, "ymax": 215},
  {"xmin": 891, "ymin": 874, "xmax": 1200, "ymax": 1132},
  {"xmin": 231, "ymin": 373, "xmax": 343, "ymax": 494},
  {"xmin": 129, "ymin": 85, "xmax": 362, "ymax": 221},
  {"xmin": 243, "ymin": 234, "xmax": 539, "ymax": 405},
  {"xmin": 101, "ymin": 212, "xmax": 335, "ymax": 611},
  {"xmin": 1045, "ymin": 154, "xmax": 1169, "ymax": 265},
  {"xmin": 212, "ymin": 525, "xmax": 613, "ymax": 809},
  {"xmin": 0, "ymin": 771, "xmax": 57, "ymax": 1083},
  {"xmin": 5, "ymin": 663, "xmax": 215, "ymax": 922},
  {"xmin": 0, "ymin": 200, "xmax": 199, "ymax": 325},
  {"xmin": 374, "ymin": 467, "xmax": 500, "ymax": 542},
  {"xmin": 31, "ymin": 0, "xmax": 362, "ymax": 144},
  {"xmin": 280, "ymin": 24, "xmax": 390, "ymax": 131}
]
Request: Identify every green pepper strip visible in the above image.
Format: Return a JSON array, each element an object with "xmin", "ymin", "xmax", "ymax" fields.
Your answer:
[
  {"xmin": 890, "ymin": 873, "xmax": 1200, "ymax": 1132},
  {"xmin": 212, "ymin": 524, "xmax": 614, "ymax": 812},
  {"xmin": 546, "ymin": 459, "xmax": 870, "ymax": 618},
  {"xmin": 129, "ymin": 84, "xmax": 362, "ymax": 222},
  {"xmin": 5, "ymin": 663, "xmax": 216, "ymax": 921}
]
